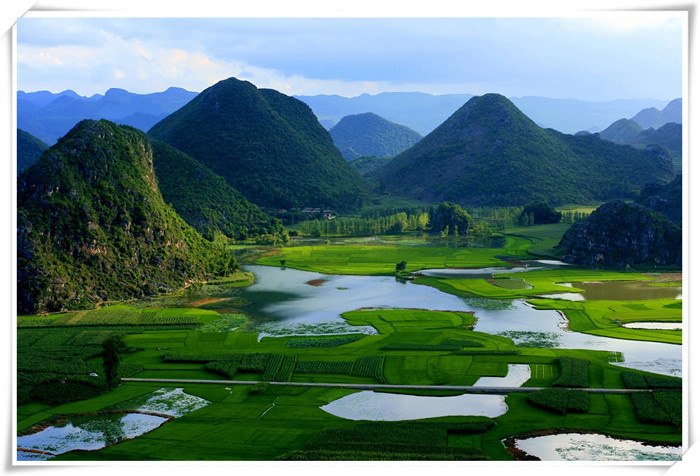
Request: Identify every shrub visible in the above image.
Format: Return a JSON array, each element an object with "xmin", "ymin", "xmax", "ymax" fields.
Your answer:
[{"xmin": 552, "ymin": 356, "xmax": 589, "ymax": 388}]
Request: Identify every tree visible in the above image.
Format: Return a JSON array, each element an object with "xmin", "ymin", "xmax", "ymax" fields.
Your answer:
[
  {"xmin": 429, "ymin": 202, "xmax": 473, "ymax": 235},
  {"xmin": 395, "ymin": 261, "xmax": 407, "ymax": 273},
  {"xmin": 102, "ymin": 335, "xmax": 126, "ymax": 390},
  {"xmin": 519, "ymin": 202, "xmax": 562, "ymax": 225}
]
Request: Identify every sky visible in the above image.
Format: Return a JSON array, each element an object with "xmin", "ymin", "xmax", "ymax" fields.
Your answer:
[{"xmin": 16, "ymin": 13, "xmax": 684, "ymax": 101}]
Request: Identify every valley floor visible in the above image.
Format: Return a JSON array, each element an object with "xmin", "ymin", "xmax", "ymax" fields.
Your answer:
[{"xmin": 16, "ymin": 232, "xmax": 683, "ymax": 462}]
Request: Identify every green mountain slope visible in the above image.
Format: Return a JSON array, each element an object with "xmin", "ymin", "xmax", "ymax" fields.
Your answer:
[
  {"xmin": 329, "ymin": 112, "xmax": 422, "ymax": 160},
  {"xmin": 149, "ymin": 77, "xmax": 366, "ymax": 211},
  {"xmin": 17, "ymin": 120, "xmax": 232, "ymax": 314},
  {"xmin": 17, "ymin": 128, "xmax": 48, "ymax": 175},
  {"xmin": 598, "ymin": 119, "xmax": 644, "ymax": 143},
  {"xmin": 635, "ymin": 174, "xmax": 682, "ymax": 226},
  {"xmin": 376, "ymin": 94, "xmax": 675, "ymax": 206},
  {"xmin": 150, "ymin": 140, "xmax": 283, "ymax": 240}
]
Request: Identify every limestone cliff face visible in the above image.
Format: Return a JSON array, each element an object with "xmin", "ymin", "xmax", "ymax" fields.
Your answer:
[{"xmin": 557, "ymin": 200, "xmax": 681, "ymax": 267}]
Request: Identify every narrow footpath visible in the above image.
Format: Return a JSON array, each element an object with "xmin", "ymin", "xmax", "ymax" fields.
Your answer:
[{"xmin": 121, "ymin": 377, "xmax": 651, "ymax": 394}]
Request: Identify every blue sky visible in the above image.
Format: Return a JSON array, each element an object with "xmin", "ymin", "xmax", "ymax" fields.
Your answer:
[{"xmin": 16, "ymin": 14, "xmax": 684, "ymax": 100}]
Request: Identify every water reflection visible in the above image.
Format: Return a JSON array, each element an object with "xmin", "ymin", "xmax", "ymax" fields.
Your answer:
[
  {"xmin": 321, "ymin": 365, "xmax": 531, "ymax": 421},
  {"xmin": 16, "ymin": 413, "xmax": 168, "ymax": 461},
  {"xmin": 511, "ymin": 433, "xmax": 682, "ymax": 461},
  {"xmin": 241, "ymin": 266, "xmax": 681, "ymax": 377},
  {"xmin": 540, "ymin": 281, "xmax": 681, "ymax": 301}
]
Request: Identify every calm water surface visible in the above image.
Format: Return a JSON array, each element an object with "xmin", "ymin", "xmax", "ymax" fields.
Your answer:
[
  {"xmin": 241, "ymin": 266, "xmax": 681, "ymax": 377},
  {"xmin": 540, "ymin": 280, "xmax": 681, "ymax": 301},
  {"xmin": 321, "ymin": 364, "xmax": 531, "ymax": 421},
  {"xmin": 511, "ymin": 433, "xmax": 682, "ymax": 461}
]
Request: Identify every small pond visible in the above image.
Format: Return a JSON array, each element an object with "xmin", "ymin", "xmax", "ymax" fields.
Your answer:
[
  {"xmin": 17, "ymin": 412, "xmax": 168, "ymax": 461},
  {"xmin": 321, "ymin": 365, "xmax": 530, "ymax": 421},
  {"xmin": 510, "ymin": 432, "xmax": 682, "ymax": 461},
  {"xmin": 418, "ymin": 260, "xmax": 568, "ymax": 279},
  {"xmin": 17, "ymin": 387, "xmax": 209, "ymax": 461},
  {"xmin": 540, "ymin": 280, "xmax": 681, "ymax": 301},
  {"xmin": 623, "ymin": 322, "xmax": 682, "ymax": 330}
]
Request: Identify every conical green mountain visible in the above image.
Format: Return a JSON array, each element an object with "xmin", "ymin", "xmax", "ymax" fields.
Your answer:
[
  {"xmin": 17, "ymin": 120, "xmax": 232, "ymax": 314},
  {"xmin": 599, "ymin": 118, "xmax": 644, "ymax": 143},
  {"xmin": 17, "ymin": 128, "xmax": 48, "ymax": 175},
  {"xmin": 150, "ymin": 140, "xmax": 284, "ymax": 240},
  {"xmin": 329, "ymin": 112, "xmax": 422, "ymax": 160},
  {"xmin": 376, "ymin": 94, "xmax": 675, "ymax": 206},
  {"xmin": 149, "ymin": 77, "xmax": 366, "ymax": 210}
]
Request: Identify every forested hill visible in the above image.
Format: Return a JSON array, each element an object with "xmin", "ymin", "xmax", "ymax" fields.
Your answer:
[
  {"xmin": 17, "ymin": 120, "xmax": 232, "ymax": 314},
  {"xmin": 17, "ymin": 129, "xmax": 48, "ymax": 175},
  {"xmin": 329, "ymin": 112, "xmax": 422, "ymax": 160},
  {"xmin": 150, "ymin": 140, "xmax": 284, "ymax": 241},
  {"xmin": 149, "ymin": 77, "xmax": 367, "ymax": 211},
  {"xmin": 375, "ymin": 93, "xmax": 675, "ymax": 207}
]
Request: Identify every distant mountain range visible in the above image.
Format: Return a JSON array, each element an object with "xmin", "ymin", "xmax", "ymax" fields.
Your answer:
[
  {"xmin": 296, "ymin": 92, "xmax": 672, "ymax": 135},
  {"xmin": 18, "ymin": 86, "xmax": 675, "ymax": 145},
  {"xmin": 374, "ymin": 93, "xmax": 675, "ymax": 207},
  {"xmin": 630, "ymin": 98, "xmax": 681, "ymax": 129},
  {"xmin": 17, "ymin": 87, "xmax": 198, "ymax": 144},
  {"xmin": 329, "ymin": 112, "xmax": 422, "ymax": 160},
  {"xmin": 597, "ymin": 99, "xmax": 682, "ymax": 172},
  {"xmin": 149, "ymin": 77, "xmax": 367, "ymax": 211}
]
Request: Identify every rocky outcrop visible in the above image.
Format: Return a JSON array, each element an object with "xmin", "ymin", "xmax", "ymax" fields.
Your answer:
[{"xmin": 557, "ymin": 200, "xmax": 681, "ymax": 267}]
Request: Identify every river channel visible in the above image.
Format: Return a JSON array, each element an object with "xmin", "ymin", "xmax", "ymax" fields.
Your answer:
[{"xmin": 233, "ymin": 265, "xmax": 680, "ymax": 377}]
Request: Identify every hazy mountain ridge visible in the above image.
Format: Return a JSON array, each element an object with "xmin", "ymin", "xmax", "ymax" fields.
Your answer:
[
  {"xmin": 297, "ymin": 91, "xmax": 671, "ymax": 135},
  {"xmin": 17, "ymin": 129, "xmax": 48, "ymax": 175},
  {"xmin": 631, "ymin": 98, "xmax": 682, "ymax": 129},
  {"xmin": 329, "ymin": 112, "xmax": 423, "ymax": 160},
  {"xmin": 149, "ymin": 77, "xmax": 367, "ymax": 211},
  {"xmin": 17, "ymin": 120, "xmax": 231, "ymax": 314},
  {"xmin": 375, "ymin": 94, "xmax": 675, "ymax": 207},
  {"xmin": 17, "ymin": 87, "xmax": 198, "ymax": 144}
]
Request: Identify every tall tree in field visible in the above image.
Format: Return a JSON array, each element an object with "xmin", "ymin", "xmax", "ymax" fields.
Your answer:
[{"xmin": 103, "ymin": 335, "xmax": 126, "ymax": 390}]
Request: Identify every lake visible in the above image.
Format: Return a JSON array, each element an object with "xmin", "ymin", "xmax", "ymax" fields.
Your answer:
[{"xmin": 238, "ymin": 265, "xmax": 681, "ymax": 377}]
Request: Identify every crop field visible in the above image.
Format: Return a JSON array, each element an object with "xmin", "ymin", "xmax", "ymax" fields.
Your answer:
[
  {"xmin": 253, "ymin": 235, "xmax": 535, "ymax": 274},
  {"xmin": 16, "ymin": 237, "xmax": 683, "ymax": 461},
  {"xmin": 414, "ymin": 268, "xmax": 656, "ymax": 300},
  {"xmin": 529, "ymin": 298, "xmax": 682, "ymax": 344}
]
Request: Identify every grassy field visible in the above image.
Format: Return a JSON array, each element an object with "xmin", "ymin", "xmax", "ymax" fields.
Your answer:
[
  {"xmin": 529, "ymin": 298, "xmax": 682, "ymax": 345},
  {"xmin": 253, "ymin": 235, "xmax": 536, "ymax": 275},
  {"xmin": 17, "ymin": 235, "xmax": 683, "ymax": 461},
  {"xmin": 414, "ymin": 268, "xmax": 655, "ymax": 300},
  {"xmin": 17, "ymin": 300, "xmax": 681, "ymax": 461}
]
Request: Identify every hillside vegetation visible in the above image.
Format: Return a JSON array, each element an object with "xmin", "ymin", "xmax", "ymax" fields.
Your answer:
[
  {"xmin": 376, "ymin": 94, "xmax": 675, "ymax": 206},
  {"xmin": 329, "ymin": 112, "xmax": 422, "ymax": 160},
  {"xmin": 150, "ymin": 140, "xmax": 284, "ymax": 241},
  {"xmin": 17, "ymin": 128, "xmax": 48, "ymax": 175},
  {"xmin": 17, "ymin": 120, "xmax": 233, "ymax": 314},
  {"xmin": 149, "ymin": 77, "xmax": 367, "ymax": 211}
]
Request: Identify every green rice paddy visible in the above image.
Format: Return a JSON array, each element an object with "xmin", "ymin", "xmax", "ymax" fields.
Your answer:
[{"xmin": 16, "ymin": 230, "xmax": 683, "ymax": 461}]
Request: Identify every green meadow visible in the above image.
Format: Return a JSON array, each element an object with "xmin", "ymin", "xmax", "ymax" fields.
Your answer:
[
  {"xmin": 253, "ymin": 235, "xmax": 534, "ymax": 275},
  {"xmin": 17, "ymin": 228, "xmax": 682, "ymax": 461}
]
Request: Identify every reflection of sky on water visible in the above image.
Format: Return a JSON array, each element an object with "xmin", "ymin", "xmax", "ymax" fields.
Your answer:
[
  {"xmin": 512, "ymin": 433, "xmax": 682, "ymax": 461},
  {"xmin": 243, "ymin": 266, "xmax": 681, "ymax": 377},
  {"xmin": 16, "ymin": 413, "xmax": 168, "ymax": 461},
  {"xmin": 17, "ymin": 388, "xmax": 210, "ymax": 462},
  {"xmin": 321, "ymin": 365, "xmax": 531, "ymax": 421}
]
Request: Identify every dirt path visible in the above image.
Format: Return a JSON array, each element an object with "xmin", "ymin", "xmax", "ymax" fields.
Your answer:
[{"xmin": 121, "ymin": 378, "xmax": 651, "ymax": 394}]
